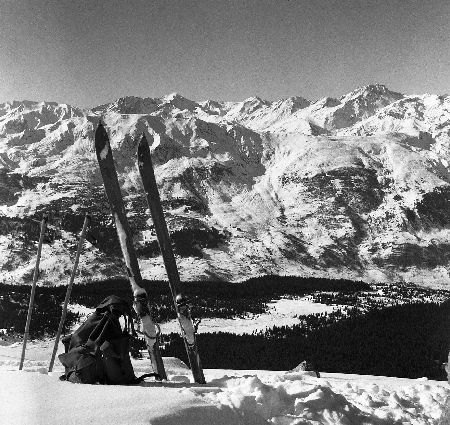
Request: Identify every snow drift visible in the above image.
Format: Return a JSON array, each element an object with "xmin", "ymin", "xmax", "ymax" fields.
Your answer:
[{"xmin": 1, "ymin": 343, "xmax": 448, "ymax": 425}]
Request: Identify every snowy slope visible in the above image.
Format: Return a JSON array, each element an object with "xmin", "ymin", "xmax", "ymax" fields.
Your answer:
[
  {"xmin": 0, "ymin": 85, "xmax": 450, "ymax": 287},
  {"xmin": 1, "ymin": 342, "xmax": 448, "ymax": 425}
]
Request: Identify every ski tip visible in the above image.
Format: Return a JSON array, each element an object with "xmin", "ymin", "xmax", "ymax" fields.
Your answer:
[
  {"xmin": 137, "ymin": 133, "xmax": 150, "ymax": 159},
  {"xmin": 94, "ymin": 120, "xmax": 109, "ymax": 154},
  {"xmin": 96, "ymin": 120, "xmax": 106, "ymax": 132},
  {"xmin": 138, "ymin": 133, "xmax": 148, "ymax": 148}
]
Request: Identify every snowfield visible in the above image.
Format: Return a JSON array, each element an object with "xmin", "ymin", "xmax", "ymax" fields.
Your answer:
[
  {"xmin": 65, "ymin": 297, "xmax": 338, "ymax": 336},
  {"xmin": 1, "ymin": 342, "xmax": 448, "ymax": 425},
  {"xmin": 161, "ymin": 296, "xmax": 337, "ymax": 335}
]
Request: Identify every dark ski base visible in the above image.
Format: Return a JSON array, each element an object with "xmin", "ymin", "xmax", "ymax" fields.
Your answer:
[
  {"xmin": 137, "ymin": 134, "xmax": 205, "ymax": 384},
  {"xmin": 95, "ymin": 122, "xmax": 167, "ymax": 380}
]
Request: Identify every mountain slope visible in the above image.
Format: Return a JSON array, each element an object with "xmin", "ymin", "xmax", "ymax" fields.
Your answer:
[{"xmin": 0, "ymin": 85, "xmax": 449, "ymax": 287}]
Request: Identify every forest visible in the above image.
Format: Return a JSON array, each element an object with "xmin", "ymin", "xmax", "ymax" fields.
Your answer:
[
  {"xmin": 0, "ymin": 275, "xmax": 369, "ymax": 336},
  {"xmin": 162, "ymin": 301, "xmax": 450, "ymax": 381},
  {"xmin": 0, "ymin": 275, "xmax": 448, "ymax": 381}
]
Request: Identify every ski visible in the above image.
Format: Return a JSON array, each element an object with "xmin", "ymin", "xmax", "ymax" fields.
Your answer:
[
  {"xmin": 137, "ymin": 134, "xmax": 206, "ymax": 384},
  {"xmin": 94, "ymin": 122, "xmax": 167, "ymax": 380}
]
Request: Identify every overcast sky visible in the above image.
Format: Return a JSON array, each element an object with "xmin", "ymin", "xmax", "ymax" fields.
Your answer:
[{"xmin": 1, "ymin": 0, "xmax": 449, "ymax": 107}]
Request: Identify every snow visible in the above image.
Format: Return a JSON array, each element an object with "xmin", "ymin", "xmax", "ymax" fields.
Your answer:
[
  {"xmin": 0, "ymin": 341, "xmax": 448, "ymax": 425},
  {"xmin": 66, "ymin": 303, "xmax": 92, "ymax": 317},
  {"xmin": 2, "ymin": 86, "xmax": 450, "ymax": 287},
  {"xmin": 0, "ymin": 185, "xmax": 76, "ymax": 217},
  {"xmin": 65, "ymin": 296, "xmax": 336, "ymax": 336},
  {"xmin": 0, "ymin": 233, "xmax": 117, "ymax": 286},
  {"xmin": 163, "ymin": 296, "xmax": 336, "ymax": 335},
  {"xmin": 3, "ymin": 297, "xmax": 446, "ymax": 423}
]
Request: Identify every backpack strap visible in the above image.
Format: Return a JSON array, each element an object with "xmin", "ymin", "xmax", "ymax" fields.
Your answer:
[
  {"xmin": 87, "ymin": 311, "xmax": 121, "ymax": 350},
  {"xmin": 130, "ymin": 373, "xmax": 161, "ymax": 384},
  {"xmin": 125, "ymin": 312, "xmax": 138, "ymax": 337}
]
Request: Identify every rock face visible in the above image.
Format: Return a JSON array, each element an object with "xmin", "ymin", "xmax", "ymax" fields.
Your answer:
[{"xmin": 0, "ymin": 85, "xmax": 449, "ymax": 288}]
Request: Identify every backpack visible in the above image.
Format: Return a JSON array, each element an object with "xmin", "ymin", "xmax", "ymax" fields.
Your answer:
[{"xmin": 59, "ymin": 295, "xmax": 139, "ymax": 385}]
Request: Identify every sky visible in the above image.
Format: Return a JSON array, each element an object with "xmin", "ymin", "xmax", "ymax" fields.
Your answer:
[{"xmin": 1, "ymin": 0, "xmax": 449, "ymax": 107}]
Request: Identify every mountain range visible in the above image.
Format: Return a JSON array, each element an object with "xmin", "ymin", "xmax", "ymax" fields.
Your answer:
[{"xmin": 1, "ymin": 84, "xmax": 449, "ymax": 288}]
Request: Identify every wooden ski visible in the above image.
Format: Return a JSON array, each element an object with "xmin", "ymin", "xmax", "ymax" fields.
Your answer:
[{"xmin": 137, "ymin": 133, "xmax": 205, "ymax": 384}]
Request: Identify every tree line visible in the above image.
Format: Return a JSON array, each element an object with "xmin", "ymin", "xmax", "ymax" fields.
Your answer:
[{"xmin": 0, "ymin": 275, "xmax": 370, "ymax": 337}]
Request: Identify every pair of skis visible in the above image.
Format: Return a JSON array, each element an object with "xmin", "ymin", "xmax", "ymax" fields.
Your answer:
[{"xmin": 94, "ymin": 123, "xmax": 205, "ymax": 384}]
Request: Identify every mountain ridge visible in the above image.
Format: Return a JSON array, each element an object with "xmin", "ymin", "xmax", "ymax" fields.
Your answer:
[{"xmin": 0, "ymin": 85, "xmax": 449, "ymax": 288}]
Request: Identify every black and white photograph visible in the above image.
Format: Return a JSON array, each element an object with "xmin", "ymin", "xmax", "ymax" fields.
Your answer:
[{"xmin": 0, "ymin": 1, "xmax": 449, "ymax": 423}]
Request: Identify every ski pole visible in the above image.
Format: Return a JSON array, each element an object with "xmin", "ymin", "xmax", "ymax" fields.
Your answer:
[
  {"xmin": 48, "ymin": 213, "xmax": 90, "ymax": 372},
  {"xmin": 19, "ymin": 214, "xmax": 48, "ymax": 370}
]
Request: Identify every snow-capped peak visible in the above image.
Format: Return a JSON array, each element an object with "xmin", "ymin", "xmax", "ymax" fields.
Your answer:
[
  {"xmin": 313, "ymin": 96, "xmax": 341, "ymax": 108},
  {"xmin": 242, "ymin": 96, "xmax": 270, "ymax": 105},
  {"xmin": 92, "ymin": 96, "xmax": 161, "ymax": 115},
  {"xmin": 164, "ymin": 92, "xmax": 183, "ymax": 102},
  {"xmin": 273, "ymin": 96, "xmax": 311, "ymax": 112},
  {"xmin": 1, "ymin": 85, "xmax": 450, "ymax": 287},
  {"xmin": 160, "ymin": 92, "xmax": 200, "ymax": 112},
  {"xmin": 340, "ymin": 84, "xmax": 404, "ymax": 104}
]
